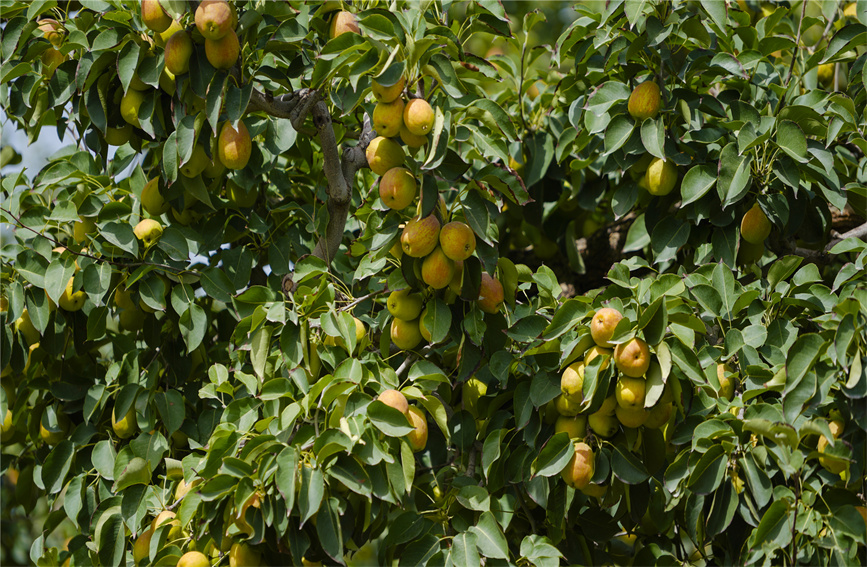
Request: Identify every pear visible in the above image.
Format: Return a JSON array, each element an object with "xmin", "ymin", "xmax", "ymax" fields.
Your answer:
[
  {"xmin": 141, "ymin": 0, "xmax": 172, "ymax": 33},
  {"xmin": 421, "ymin": 247, "xmax": 456, "ymax": 289},
  {"xmin": 205, "ymin": 29, "xmax": 240, "ymax": 70},
  {"xmin": 372, "ymin": 76, "xmax": 405, "ymax": 103},
  {"xmin": 195, "ymin": 0, "xmax": 234, "ymax": 40},
  {"xmin": 134, "ymin": 219, "xmax": 163, "ymax": 246},
  {"xmin": 330, "ymin": 11, "xmax": 360, "ymax": 38},
  {"xmin": 365, "ymin": 136, "xmax": 405, "ymax": 176},
  {"xmin": 403, "ymin": 99, "xmax": 435, "ymax": 136},
  {"xmin": 373, "ymin": 98, "xmax": 405, "ymax": 138},
  {"xmin": 439, "ymin": 221, "xmax": 476, "ymax": 261},
  {"xmin": 477, "ymin": 273, "xmax": 504, "ymax": 314},
  {"xmin": 387, "ymin": 289, "xmax": 423, "ymax": 321},
  {"xmin": 379, "ymin": 167, "xmax": 417, "ymax": 210},
  {"xmin": 401, "ymin": 215, "xmax": 440, "ymax": 258},
  {"xmin": 218, "ymin": 121, "xmax": 252, "ymax": 170},
  {"xmin": 164, "ymin": 30, "xmax": 193, "ymax": 75}
]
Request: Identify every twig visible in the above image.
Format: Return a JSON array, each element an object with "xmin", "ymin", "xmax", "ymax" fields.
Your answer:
[
  {"xmin": 0, "ymin": 206, "xmax": 185, "ymax": 274},
  {"xmin": 824, "ymin": 221, "xmax": 867, "ymax": 252},
  {"xmin": 774, "ymin": 0, "xmax": 809, "ymax": 116},
  {"xmin": 339, "ymin": 288, "xmax": 388, "ymax": 312}
]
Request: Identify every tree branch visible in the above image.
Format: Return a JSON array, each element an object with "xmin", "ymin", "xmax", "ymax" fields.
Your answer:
[{"xmin": 826, "ymin": 221, "xmax": 867, "ymax": 251}]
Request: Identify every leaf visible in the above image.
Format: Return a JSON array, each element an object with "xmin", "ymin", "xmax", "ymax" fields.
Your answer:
[
  {"xmin": 750, "ymin": 499, "xmax": 793, "ymax": 551},
  {"xmin": 113, "ymin": 457, "xmax": 151, "ymax": 491},
  {"xmin": 531, "ymin": 433, "xmax": 574, "ymax": 478},
  {"xmin": 611, "ymin": 444, "xmax": 650, "ymax": 484},
  {"xmin": 640, "ymin": 117, "xmax": 665, "ymax": 159},
  {"xmin": 298, "ymin": 466, "xmax": 324, "ymax": 528},
  {"xmin": 456, "ymin": 485, "xmax": 491, "ymax": 512},
  {"xmin": 179, "ymin": 304, "xmax": 207, "ymax": 353},
  {"xmin": 784, "ymin": 334, "xmax": 827, "ymax": 395},
  {"xmin": 604, "ymin": 115, "xmax": 634, "ymax": 155},
  {"xmin": 450, "ymin": 532, "xmax": 481, "ymax": 567},
  {"xmin": 717, "ymin": 142, "xmax": 752, "ymax": 207},
  {"xmin": 315, "ymin": 497, "xmax": 344, "ymax": 563},
  {"xmin": 367, "ymin": 400, "xmax": 414, "ymax": 437},
  {"xmin": 680, "ymin": 165, "xmax": 717, "ymax": 206},
  {"xmin": 154, "ymin": 390, "xmax": 184, "ymax": 437},
  {"xmin": 42, "ymin": 441, "xmax": 74, "ymax": 494},
  {"xmin": 650, "ymin": 217, "xmax": 690, "ymax": 264},
  {"xmin": 775, "ymin": 120, "xmax": 808, "ymax": 163},
  {"xmin": 468, "ymin": 511, "xmax": 509, "ymax": 560},
  {"xmin": 421, "ymin": 298, "xmax": 451, "ymax": 344},
  {"xmin": 700, "ymin": 0, "xmax": 727, "ymax": 31},
  {"xmin": 687, "ymin": 444, "xmax": 726, "ymax": 494}
]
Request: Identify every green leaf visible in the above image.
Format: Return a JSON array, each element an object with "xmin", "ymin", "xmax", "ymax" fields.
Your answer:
[
  {"xmin": 42, "ymin": 441, "xmax": 74, "ymax": 494},
  {"xmin": 611, "ymin": 444, "xmax": 650, "ymax": 484},
  {"xmin": 457, "ymin": 485, "xmax": 491, "ymax": 512},
  {"xmin": 680, "ymin": 165, "xmax": 717, "ymax": 206},
  {"xmin": 531, "ymin": 433, "xmax": 574, "ymax": 478},
  {"xmin": 604, "ymin": 115, "xmax": 634, "ymax": 155},
  {"xmin": 154, "ymin": 390, "xmax": 184, "ymax": 437},
  {"xmin": 650, "ymin": 217, "xmax": 690, "ymax": 264},
  {"xmin": 775, "ymin": 120, "xmax": 808, "ymax": 163},
  {"xmin": 113, "ymin": 457, "xmax": 151, "ymax": 491},
  {"xmin": 451, "ymin": 532, "xmax": 481, "ymax": 567},
  {"xmin": 422, "ymin": 298, "xmax": 451, "ymax": 344},
  {"xmin": 750, "ymin": 499, "xmax": 793, "ymax": 552},
  {"xmin": 468, "ymin": 511, "xmax": 509, "ymax": 560},
  {"xmin": 640, "ymin": 117, "xmax": 665, "ymax": 159},
  {"xmin": 101, "ymin": 221, "xmax": 139, "ymax": 256},
  {"xmin": 298, "ymin": 466, "xmax": 324, "ymax": 528},
  {"xmin": 468, "ymin": 99, "xmax": 516, "ymax": 141},
  {"xmin": 367, "ymin": 400, "xmax": 414, "ymax": 437},
  {"xmin": 315, "ymin": 497, "xmax": 344, "ymax": 564},
  {"xmin": 687, "ymin": 444, "xmax": 726, "ymax": 494},
  {"xmin": 717, "ymin": 142, "xmax": 752, "ymax": 207},
  {"xmin": 700, "ymin": 0, "xmax": 727, "ymax": 30},
  {"xmin": 179, "ymin": 304, "xmax": 207, "ymax": 353},
  {"xmin": 784, "ymin": 334, "xmax": 827, "ymax": 395}
]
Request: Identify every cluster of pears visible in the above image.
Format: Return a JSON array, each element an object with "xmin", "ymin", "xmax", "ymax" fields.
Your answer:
[
  {"xmin": 551, "ymin": 308, "xmax": 680, "ymax": 493},
  {"xmin": 377, "ymin": 389, "xmax": 428, "ymax": 452},
  {"xmin": 626, "ymin": 80, "xmax": 679, "ymax": 197}
]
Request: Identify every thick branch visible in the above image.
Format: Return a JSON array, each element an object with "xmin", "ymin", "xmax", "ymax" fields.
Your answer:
[
  {"xmin": 311, "ymin": 111, "xmax": 374, "ymax": 264},
  {"xmin": 824, "ymin": 221, "xmax": 867, "ymax": 253}
]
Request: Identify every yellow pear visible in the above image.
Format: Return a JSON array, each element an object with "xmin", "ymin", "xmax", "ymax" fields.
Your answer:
[
  {"xmin": 121, "ymin": 89, "xmax": 147, "ymax": 128},
  {"xmin": 58, "ymin": 277, "xmax": 86, "ymax": 311},
  {"xmin": 218, "ymin": 120, "xmax": 252, "ymax": 170},
  {"xmin": 406, "ymin": 406, "xmax": 428, "ymax": 452},
  {"xmin": 644, "ymin": 158, "xmax": 677, "ymax": 196},
  {"xmin": 401, "ymin": 215, "xmax": 441, "ymax": 258},
  {"xmin": 165, "ymin": 30, "xmax": 194, "ymax": 75},
  {"xmin": 133, "ymin": 529, "xmax": 153, "ymax": 564},
  {"xmin": 403, "ymin": 98, "xmax": 435, "ymax": 136},
  {"xmin": 141, "ymin": 0, "xmax": 173, "ymax": 33},
  {"xmin": 386, "ymin": 289, "xmax": 423, "ymax": 321},
  {"xmin": 561, "ymin": 441, "xmax": 595, "ymax": 489},
  {"xmin": 590, "ymin": 307, "xmax": 623, "ymax": 347},
  {"xmin": 615, "ymin": 404, "xmax": 648, "ymax": 428},
  {"xmin": 421, "ymin": 247, "xmax": 456, "ymax": 289},
  {"xmin": 390, "ymin": 318, "xmax": 423, "ymax": 350},
  {"xmin": 196, "ymin": 0, "xmax": 234, "ymax": 40},
  {"xmin": 627, "ymin": 81, "xmax": 661, "ymax": 121},
  {"xmin": 613, "ymin": 338, "xmax": 651, "ymax": 377},
  {"xmin": 477, "ymin": 273, "xmax": 504, "ymax": 314},
  {"xmin": 329, "ymin": 11, "xmax": 360, "ymax": 38},
  {"xmin": 644, "ymin": 402, "xmax": 673, "ymax": 429},
  {"xmin": 365, "ymin": 136, "xmax": 405, "ymax": 176},
  {"xmin": 740, "ymin": 203, "xmax": 771, "ymax": 244},
  {"xmin": 141, "ymin": 177, "xmax": 170, "ymax": 216},
  {"xmin": 134, "ymin": 219, "xmax": 163, "ymax": 246},
  {"xmin": 615, "ymin": 376, "xmax": 647, "ymax": 409},
  {"xmin": 373, "ymin": 98, "xmax": 405, "ymax": 138},
  {"xmin": 378, "ymin": 167, "xmax": 416, "ymax": 210},
  {"xmin": 399, "ymin": 125, "xmax": 427, "ymax": 148},
  {"xmin": 439, "ymin": 221, "xmax": 476, "ymax": 261},
  {"xmin": 181, "ymin": 144, "xmax": 211, "ymax": 178},
  {"xmin": 372, "ymin": 76, "xmax": 405, "ymax": 103},
  {"xmin": 112, "ymin": 405, "xmax": 137, "ymax": 439},
  {"xmin": 205, "ymin": 29, "xmax": 240, "ymax": 70},
  {"xmin": 561, "ymin": 362, "xmax": 585, "ymax": 403},
  {"xmin": 554, "ymin": 414, "xmax": 587, "ymax": 439},
  {"xmin": 377, "ymin": 389, "xmax": 409, "ymax": 415}
]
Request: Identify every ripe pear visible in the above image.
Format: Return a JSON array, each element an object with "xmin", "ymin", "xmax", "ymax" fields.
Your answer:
[
  {"xmin": 151, "ymin": 510, "xmax": 183, "ymax": 542},
  {"xmin": 404, "ymin": 98, "xmax": 435, "ymax": 136},
  {"xmin": 40, "ymin": 410, "xmax": 70, "ymax": 446},
  {"xmin": 817, "ymin": 434, "xmax": 847, "ymax": 474},
  {"xmin": 174, "ymin": 477, "xmax": 201, "ymax": 501},
  {"xmin": 627, "ymin": 81, "xmax": 661, "ymax": 121},
  {"xmin": 73, "ymin": 217, "xmax": 96, "ymax": 243},
  {"xmin": 462, "ymin": 377, "xmax": 487, "ymax": 417},
  {"xmin": 41, "ymin": 48, "xmax": 66, "ymax": 77},
  {"xmin": 555, "ymin": 394, "xmax": 582, "ymax": 417},
  {"xmin": 133, "ymin": 529, "xmax": 153, "ymax": 564},
  {"xmin": 38, "ymin": 19, "xmax": 64, "ymax": 46},
  {"xmin": 387, "ymin": 289, "xmax": 423, "ymax": 321},
  {"xmin": 615, "ymin": 376, "xmax": 647, "ymax": 409},
  {"xmin": 590, "ymin": 307, "xmax": 623, "ymax": 348},
  {"xmin": 439, "ymin": 221, "xmax": 476, "ymax": 261},
  {"xmin": 330, "ymin": 11, "xmax": 360, "ymax": 38},
  {"xmin": 373, "ymin": 98, "xmax": 405, "ymax": 138},
  {"xmin": 205, "ymin": 29, "xmax": 240, "ymax": 70},
  {"xmin": 740, "ymin": 203, "xmax": 771, "ymax": 244},
  {"xmin": 555, "ymin": 414, "xmax": 587, "ymax": 439},
  {"xmin": 372, "ymin": 76, "xmax": 405, "ymax": 103},
  {"xmin": 644, "ymin": 402, "xmax": 673, "ymax": 429},
  {"xmin": 448, "ymin": 259, "xmax": 463, "ymax": 294},
  {"xmin": 421, "ymin": 247, "xmax": 456, "ymax": 289},
  {"xmin": 614, "ymin": 338, "xmax": 651, "ymax": 377},
  {"xmin": 401, "ymin": 215, "xmax": 440, "ymax": 258},
  {"xmin": 228, "ymin": 543, "xmax": 261, "ymax": 567},
  {"xmin": 418, "ymin": 306, "xmax": 435, "ymax": 342},
  {"xmin": 181, "ymin": 144, "xmax": 211, "ymax": 178},
  {"xmin": 58, "ymin": 277, "xmax": 86, "ymax": 311},
  {"xmin": 390, "ymin": 317, "xmax": 423, "ymax": 350},
  {"xmin": 378, "ymin": 167, "xmax": 416, "ymax": 210},
  {"xmin": 141, "ymin": 0, "xmax": 172, "ymax": 33},
  {"xmin": 119, "ymin": 307, "xmax": 147, "ymax": 331},
  {"xmin": 365, "ymin": 136, "xmax": 405, "ymax": 175},
  {"xmin": 227, "ymin": 180, "xmax": 257, "ymax": 208},
  {"xmin": 155, "ymin": 19, "xmax": 183, "ymax": 47},
  {"xmin": 644, "ymin": 158, "xmax": 677, "ymax": 196},
  {"xmin": 134, "ymin": 219, "xmax": 163, "ymax": 246},
  {"xmin": 218, "ymin": 120, "xmax": 252, "ymax": 170},
  {"xmin": 121, "ymin": 89, "xmax": 146, "ymax": 128},
  {"xmin": 406, "ymin": 406, "xmax": 428, "ymax": 452},
  {"xmin": 141, "ymin": 177, "xmax": 170, "ymax": 216},
  {"xmin": 561, "ymin": 441, "xmax": 595, "ymax": 489},
  {"xmin": 561, "ymin": 361, "xmax": 585, "ymax": 403},
  {"xmin": 715, "ymin": 363, "xmax": 737, "ymax": 400},
  {"xmin": 164, "ymin": 30, "xmax": 193, "ymax": 75},
  {"xmin": 477, "ymin": 272, "xmax": 504, "ymax": 314},
  {"xmin": 196, "ymin": 0, "xmax": 234, "ymax": 40},
  {"xmin": 377, "ymin": 389, "xmax": 409, "ymax": 415},
  {"xmin": 399, "ymin": 125, "xmax": 428, "ymax": 149},
  {"xmin": 14, "ymin": 309, "xmax": 40, "ymax": 345},
  {"xmin": 588, "ymin": 410, "xmax": 618, "ymax": 438},
  {"xmin": 112, "ymin": 405, "xmax": 137, "ymax": 439},
  {"xmin": 178, "ymin": 551, "xmax": 210, "ymax": 567},
  {"xmin": 105, "ymin": 124, "xmax": 133, "ymax": 146},
  {"xmin": 615, "ymin": 404, "xmax": 649, "ymax": 428},
  {"xmin": 584, "ymin": 346, "xmax": 612, "ymax": 370}
]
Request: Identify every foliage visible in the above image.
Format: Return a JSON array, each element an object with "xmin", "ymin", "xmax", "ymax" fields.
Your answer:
[{"xmin": 1, "ymin": 0, "xmax": 866, "ymax": 566}]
